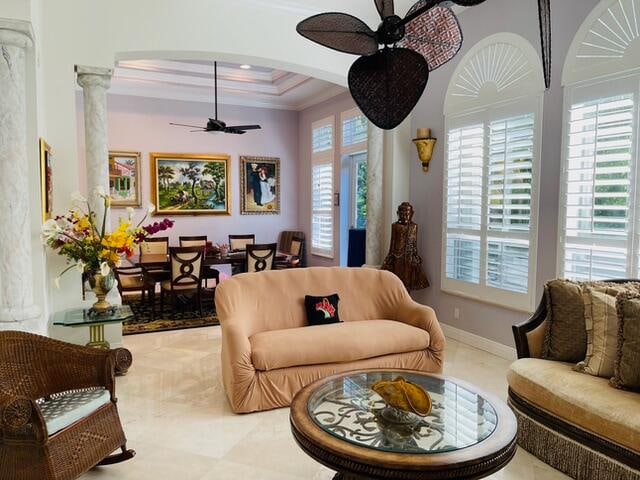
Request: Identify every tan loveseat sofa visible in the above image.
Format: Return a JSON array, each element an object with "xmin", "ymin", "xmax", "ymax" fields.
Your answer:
[
  {"xmin": 215, "ymin": 267, "xmax": 445, "ymax": 413},
  {"xmin": 509, "ymin": 289, "xmax": 640, "ymax": 480}
]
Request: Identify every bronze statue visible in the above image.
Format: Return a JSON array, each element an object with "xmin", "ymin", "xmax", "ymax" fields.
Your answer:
[{"xmin": 381, "ymin": 202, "xmax": 429, "ymax": 291}]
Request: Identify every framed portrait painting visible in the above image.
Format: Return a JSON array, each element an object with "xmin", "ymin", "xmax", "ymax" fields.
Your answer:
[
  {"xmin": 39, "ymin": 138, "xmax": 53, "ymax": 222},
  {"xmin": 240, "ymin": 156, "xmax": 280, "ymax": 215},
  {"xmin": 109, "ymin": 151, "xmax": 141, "ymax": 207},
  {"xmin": 150, "ymin": 153, "xmax": 231, "ymax": 215}
]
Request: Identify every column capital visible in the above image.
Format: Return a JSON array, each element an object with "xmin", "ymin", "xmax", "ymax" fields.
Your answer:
[
  {"xmin": 75, "ymin": 65, "xmax": 113, "ymax": 90},
  {"xmin": 0, "ymin": 19, "xmax": 34, "ymax": 49}
]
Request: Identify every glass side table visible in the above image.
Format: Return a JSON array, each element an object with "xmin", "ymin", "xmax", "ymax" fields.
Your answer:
[{"xmin": 53, "ymin": 306, "xmax": 133, "ymax": 350}]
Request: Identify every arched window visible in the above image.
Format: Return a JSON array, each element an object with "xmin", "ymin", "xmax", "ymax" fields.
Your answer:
[
  {"xmin": 559, "ymin": 0, "xmax": 640, "ymax": 280},
  {"xmin": 443, "ymin": 33, "xmax": 544, "ymax": 311}
]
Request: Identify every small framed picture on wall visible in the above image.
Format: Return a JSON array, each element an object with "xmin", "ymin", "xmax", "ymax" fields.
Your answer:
[
  {"xmin": 240, "ymin": 156, "xmax": 280, "ymax": 215},
  {"xmin": 109, "ymin": 151, "xmax": 142, "ymax": 207},
  {"xmin": 39, "ymin": 138, "xmax": 53, "ymax": 222}
]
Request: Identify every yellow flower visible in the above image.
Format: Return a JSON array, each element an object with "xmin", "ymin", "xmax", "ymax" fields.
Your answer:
[{"xmin": 100, "ymin": 250, "xmax": 121, "ymax": 264}]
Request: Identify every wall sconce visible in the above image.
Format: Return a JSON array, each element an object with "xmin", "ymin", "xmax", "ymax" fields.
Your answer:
[{"xmin": 413, "ymin": 128, "xmax": 437, "ymax": 173}]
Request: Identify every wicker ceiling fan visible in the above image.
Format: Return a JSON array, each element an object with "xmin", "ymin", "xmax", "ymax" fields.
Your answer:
[{"xmin": 297, "ymin": 0, "xmax": 551, "ymax": 130}]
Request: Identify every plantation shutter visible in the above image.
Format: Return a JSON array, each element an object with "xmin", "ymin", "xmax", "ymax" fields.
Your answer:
[
  {"xmin": 443, "ymin": 102, "xmax": 540, "ymax": 311},
  {"xmin": 486, "ymin": 113, "xmax": 535, "ymax": 293},
  {"xmin": 445, "ymin": 123, "xmax": 484, "ymax": 284},
  {"xmin": 342, "ymin": 114, "xmax": 368, "ymax": 147},
  {"xmin": 311, "ymin": 117, "xmax": 335, "ymax": 257},
  {"xmin": 561, "ymin": 92, "xmax": 635, "ymax": 280}
]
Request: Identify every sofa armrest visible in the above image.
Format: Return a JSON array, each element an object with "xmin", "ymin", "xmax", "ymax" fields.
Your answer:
[
  {"xmin": 219, "ymin": 320, "xmax": 255, "ymax": 408},
  {"xmin": 396, "ymin": 301, "xmax": 445, "ymax": 371},
  {"xmin": 512, "ymin": 287, "xmax": 548, "ymax": 359}
]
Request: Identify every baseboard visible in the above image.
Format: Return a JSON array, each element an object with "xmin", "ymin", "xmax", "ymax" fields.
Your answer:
[{"xmin": 440, "ymin": 322, "xmax": 517, "ymax": 361}]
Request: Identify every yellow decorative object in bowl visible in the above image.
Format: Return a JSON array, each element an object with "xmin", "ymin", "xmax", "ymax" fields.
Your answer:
[{"xmin": 371, "ymin": 376, "xmax": 432, "ymax": 417}]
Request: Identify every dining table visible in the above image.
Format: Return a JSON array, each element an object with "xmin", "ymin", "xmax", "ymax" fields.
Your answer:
[{"xmin": 128, "ymin": 250, "xmax": 289, "ymax": 274}]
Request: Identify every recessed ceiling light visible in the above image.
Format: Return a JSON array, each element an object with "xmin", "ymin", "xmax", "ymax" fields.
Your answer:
[{"xmin": 240, "ymin": 64, "xmax": 252, "ymax": 70}]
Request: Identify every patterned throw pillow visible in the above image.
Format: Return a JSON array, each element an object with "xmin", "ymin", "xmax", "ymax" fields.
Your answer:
[
  {"xmin": 574, "ymin": 286, "xmax": 625, "ymax": 378},
  {"xmin": 304, "ymin": 294, "xmax": 341, "ymax": 326},
  {"xmin": 611, "ymin": 292, "xmax": 640, "ymax": 391},
  {"xmin": 541, "ymin": 280, "xmax": 588, "ymax": 362}
]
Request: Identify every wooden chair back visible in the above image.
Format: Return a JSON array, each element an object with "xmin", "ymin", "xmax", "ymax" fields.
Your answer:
[
  {"xmin": 290, "ymin": 236, "xmax": 304, "ymax": 257},
  {"xmin": 245, "ymin": 243, "xmax": 277, "ymax": 273},
  {"xmin": 169, "ymin": 246, "xmax": 204, "ymax": 290},
  {"xmin": 140, "ymin": 237, "xmax": 169, "ymax": 255},
  {"xmin": 229, "ymin": 234, "xmax": 255, "ymax": 252},
  {"xmin": 113, "ymin": 266, "xmax": 147, "ymax": 294},
  {"xmin": 179, "ymin": 235, "xmax": 207, "ymax": 247}
]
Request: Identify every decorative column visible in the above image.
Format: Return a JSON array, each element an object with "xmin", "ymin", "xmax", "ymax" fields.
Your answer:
[
  {"xmin": 365, "ymin": 123, "xmax": 385, "ymax": 266},
  {"xmin": 365, "ymin": 118, "xmax": 412, "ymax": 267},
  {"xmin": 75, "ymin": 65, "xmax": 112, "ymax": 222},
  {"xmin": 0, "ymin": 20, "xmax": 41, "ymax": 323}
]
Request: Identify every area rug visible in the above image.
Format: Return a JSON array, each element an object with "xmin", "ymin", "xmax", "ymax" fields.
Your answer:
[{"xmin": 122, "ymin": 294, "xmax": 219, "ymax": 335}]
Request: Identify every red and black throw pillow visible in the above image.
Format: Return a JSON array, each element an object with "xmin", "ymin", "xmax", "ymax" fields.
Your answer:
[{"xmin": 304, "ymin": 294, "xmax": 341, "ymax": 326}]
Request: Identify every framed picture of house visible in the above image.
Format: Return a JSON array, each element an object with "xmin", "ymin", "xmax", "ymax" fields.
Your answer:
[
  {"xmin": 239, "ymin": 156, "xmax": 280, "ymax": 215},
  {"xmin": 150, "ymin": 153, "xmax": 231, "ymax": 215},
  {"xmin": 109, "ymin": 151, "xmax": 141, "ymax": 207},
  {"xmin": 39, "ymin": 138, "xmax": 53, "ymax": 222}
]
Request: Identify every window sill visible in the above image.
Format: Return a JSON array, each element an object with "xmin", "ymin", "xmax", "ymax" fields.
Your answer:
[
  {"xmin": 311, "ymin": 252, "xmax": 334, "ymax": 260},
  {"xmin": 440, "ymin": 287, "xmax": 535, "ymax": 314}
]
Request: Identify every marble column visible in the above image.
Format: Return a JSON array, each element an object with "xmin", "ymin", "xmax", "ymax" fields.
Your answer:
[
  {"xmin": 0, "ymin": 20, "xmax": 41, "ymax": 323},
  {"xmin": 76, "ymin": 65, "xmax": 112, "ymax": 224},
  {"xmin": 365, "ymin": 123, "xmax": 385, "ymax": 266}
]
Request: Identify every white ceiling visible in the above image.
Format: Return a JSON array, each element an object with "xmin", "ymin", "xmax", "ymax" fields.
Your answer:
[
  {"xmin": 111, "ymin": 59, "xmax": 346, "ymax": 111},
  {"xmin": 109, "ymin": 1, "xmax": 466, "ymax": 111}
]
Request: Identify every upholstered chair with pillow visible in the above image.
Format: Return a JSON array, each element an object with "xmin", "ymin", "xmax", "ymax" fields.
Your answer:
[
  {"xmin": 0, "ymin": 331, "xmax": 134, "ymax": 480},
  {"xmin": 215, "ymin": 267, "xmax": 445, "ymax": 413},
  {"xmin": 509, "ymin": 279, "xmax": 640, "ymax": 480}
]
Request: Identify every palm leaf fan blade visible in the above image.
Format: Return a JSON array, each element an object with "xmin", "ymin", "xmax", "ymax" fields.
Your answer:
[
  {"xmin": 296, "ymin": 13, "xmax": 379, "ymax": 56},
  {"xmin": 399, "ymin": 4, "xmax": 462, "ymax": 71},
  {"xmin": 348, "ymin": 48, "xmax": 429, "ymax": 130},
  {"xmin": 374, "ymin": 0, "xmax": 395, "ymax": 19}
]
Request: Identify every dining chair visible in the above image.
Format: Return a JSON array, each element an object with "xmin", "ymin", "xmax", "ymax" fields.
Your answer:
[
  {"xmin": 139, "ymin": 236, "xmax": 169, "ymax": 255},
  {"xmin": 179, "ymin": 235, "xmax": 219, "ymax": 302},
  {"xmin": 275, "ymin": 235, "xmax": 304, "ymax": 269},
  {"xmin": 278, "ymin": 230, "xmax": 306, "ymax": 267},
  {"xmin": 229, "ymin": 234, "xmax": 255, "ymax": 252},
  {"xmin": 179, "ymin": 235, "xmax": 207, "ymax": 247},
  {"xmin": 160, "ymin": 246, "xmax": 205, "ymax": 317},
  {"xmin": 245, "ymin": 243, "xmax": 278, "ymax": 273},
  {"xmin": 114, "ymin": 266, "xmax": 155, "ymax": 311}
]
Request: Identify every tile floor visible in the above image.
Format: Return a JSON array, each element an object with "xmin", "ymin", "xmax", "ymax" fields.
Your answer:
[{"xmin": 81, "ymin": 327, "xmax": 569, "ymax": 480}]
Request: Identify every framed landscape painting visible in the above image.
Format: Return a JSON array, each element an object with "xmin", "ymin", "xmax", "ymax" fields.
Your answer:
[
  {"xmin": 240, "ymin": 156, "xmax": 280, "ymax": 215},
  {"xmin": 150, "ymin": 153, "xmax": 231, "ymax": 215},
  {"xmin": 39, "ymin": 138, "xmax": 53, "ymax": 222},
  {"xmin": 109, "ymin": 151, "xmax": 141, "ymax": 207}
]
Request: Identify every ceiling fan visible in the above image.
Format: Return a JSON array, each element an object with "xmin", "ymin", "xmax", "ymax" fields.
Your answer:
[
  {"xmin": 297, "ymin": 0, "xmax": 551, "ymax": 130},
  {"xmin": 170, "ymin": 61, "xmax": 262, "ymax": 135}
]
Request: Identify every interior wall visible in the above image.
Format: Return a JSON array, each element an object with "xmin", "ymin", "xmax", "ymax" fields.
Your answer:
[
  {"xmin": 410, "ymin": 0, "xmax": 601, "ymax": 346},
  {"xmin": 298, "ymin": 92, "xmax": 357, "ymax": 267},
  {"xmin": 75, "ymin": 93, "xmax": 300, "ymax": 246}
]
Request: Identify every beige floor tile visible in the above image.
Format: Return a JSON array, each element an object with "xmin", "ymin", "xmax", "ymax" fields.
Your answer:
[{"xmin": 77, "ymin": 327, "xmax": 569, "ymax": 480}]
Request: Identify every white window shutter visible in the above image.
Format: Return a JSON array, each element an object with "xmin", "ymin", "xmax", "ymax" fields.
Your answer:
[
  {"xmin": 560, "ymin": 92, "xmax": 635, "ymax": 280},
  {"xmin": 311, "ymin": 118, "xmax": 335, "ymax": 258}
]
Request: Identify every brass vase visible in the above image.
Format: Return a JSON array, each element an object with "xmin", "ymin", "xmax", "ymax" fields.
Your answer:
[{"xmin": 87, "ymin": 271, "xmax": 115, "ymax": 314}]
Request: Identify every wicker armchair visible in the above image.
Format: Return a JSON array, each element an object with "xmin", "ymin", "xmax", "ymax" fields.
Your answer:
[{"xmin": 0, "ymin": 331, "xmax": 135, "ymax": 480}]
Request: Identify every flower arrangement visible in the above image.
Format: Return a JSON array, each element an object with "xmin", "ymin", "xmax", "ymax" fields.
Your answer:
[{"xmin": 43, "ymin": 187, "xmax": 174, "ymax": 285}]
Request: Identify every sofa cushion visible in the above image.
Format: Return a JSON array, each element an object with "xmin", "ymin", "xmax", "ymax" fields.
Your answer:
[
  {"xmin": 39, "ymin": 388, "xmax": 111, "ymax": 436},
  {"xmin": 611, "ymin": 292, "xmax": 640, "ymax": 391},
  {"xmin": 304, "ymin": 294, "xmax": 340, "ymax": 326},
  {"xmin": 508, "ymin": 358, "xmax": 640, "ymax": 453},
  {"xmin": 575, "ymin": 285, "xmax": 624, "ymax": 378},
  {"xmin": 250, "ymin": 320, "xmax": 430, "ymax": 371}
]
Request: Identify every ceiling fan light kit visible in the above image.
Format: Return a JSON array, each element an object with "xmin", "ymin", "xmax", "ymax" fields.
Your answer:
[{"xmin": 297, "ymin": 0, "xmax": 551, "ymax": 130}]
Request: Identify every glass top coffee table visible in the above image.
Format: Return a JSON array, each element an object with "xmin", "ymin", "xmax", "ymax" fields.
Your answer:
[{"xmin": 290, "ymin": 369, "xmax": 517, "ymax": 480}]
